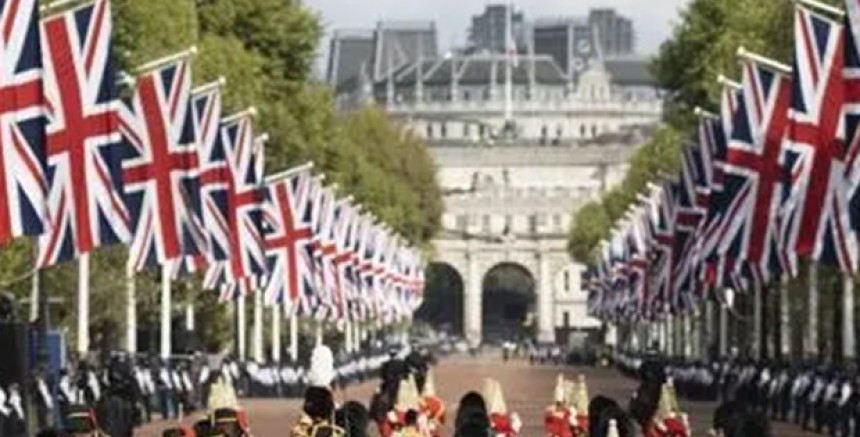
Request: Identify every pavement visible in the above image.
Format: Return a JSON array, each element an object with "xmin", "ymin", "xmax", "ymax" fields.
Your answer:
[{"xmin": 137, "ymin": 353, "xmax": 822, "ymax": 436}]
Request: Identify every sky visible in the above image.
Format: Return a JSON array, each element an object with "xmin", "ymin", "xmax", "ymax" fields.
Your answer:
[{"xmin": 304, "ymin": 0, "xmax": 691, "ymax": 75}]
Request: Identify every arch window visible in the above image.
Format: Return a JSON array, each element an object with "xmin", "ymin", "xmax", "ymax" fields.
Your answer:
[{"xmin": 426, "ymin": 123, "xmax": 433, "ymax": 138}]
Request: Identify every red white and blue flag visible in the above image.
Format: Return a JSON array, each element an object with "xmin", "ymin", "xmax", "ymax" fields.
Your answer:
[
  {"xmin": 718, "ymin": 53, "xmax": 793, "ymax": 284},
  {"xmin": 783, "ymin": 5, "xmax": 856, "ymax": 274},
  {"xmin": 121, "ymin": 55, "xmax": 203, "ymax": 271},
  {"xmin": 174, "ymin": 80, "xmax": 226, "ymax": 276},
  {"xmin": 262, "ymin": 168, "xmax": 317, "ymax": 313},
  {"xmin": 38, "ymin": 0, "xmax": 130, "ymax": 267},
  {"xmin": 0, "ymin": 0, "xmax": 48, "ymax": 245}
]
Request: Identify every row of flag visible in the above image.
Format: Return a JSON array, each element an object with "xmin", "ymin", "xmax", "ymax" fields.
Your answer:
[
  {"xmin": 586, "ymin": 0, "xmax": 860, "ymax": 322},
  {"xmin": 0, "ymin": 0, "xmax": 425, "ymax": 324}
]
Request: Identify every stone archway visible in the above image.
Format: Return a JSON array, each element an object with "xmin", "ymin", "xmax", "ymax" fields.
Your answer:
[
  {"xmin": 415, "ymin": 262, "xmax": 465, "ymax": 335},
  {"xmin": 481, "ymin": 262, "xmax": 537, "ymax": 343}
]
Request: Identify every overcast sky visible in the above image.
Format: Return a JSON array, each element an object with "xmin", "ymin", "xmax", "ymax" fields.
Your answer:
[{"xmin": 305, "ymin": 0, "xmax": 691, "ymax": 75}]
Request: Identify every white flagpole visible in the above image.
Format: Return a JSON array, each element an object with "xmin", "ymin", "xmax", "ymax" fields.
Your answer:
[
  {"xmin": 753, "ymin": 281, "xmax": 763, "ymax": 360},
  {"xmin": 344, "ymin": 319, "xmax": 353, "ymax": 353},
  {"xmin": 720, "ymin": 304, "xmax": 729, "ymax": 358},
  {"xmin": 289, "ymin": 313, "xmax": 299, "ymax": 361},
  {"xmin": 185, "ymin": 300, "xmax": 195, "ymax": 332},
  {"xmin": 271, "ymin": 303, "xmax": 281, "ymax": 363},
  {"xmin": 126, "ymin": 265, "xmax": 137, "ymax": 354},
  {"xmin": 315, "ymin": 321, "xmax": 323, "ymax": 346},
  {"xmin": 252, "ymin": 290, "xmax": 263, "ymax": 363},
  {"xmin": 77, "ymin": 253, "xmax": 90, "ymax": 356},
  {"xmin": 807, "ymin": 263, "xmax": 819, "ymax": 357},
  {"xmin": 780, "ymin": 276, "xmax": 790, "ymax": 357},
  {"xmin": 237, "ymin": 294, "xmax": 247, "ymax": 361},
  {"xmin": 160, "ymin": 260, "xmax": 173, "ymax": 360},
  {"xmin": 30, "ymin": 257, "xmax": 39, "ymax": 322},
  {"xmin": 844, "ymin": 275, "xmax": 855, "ymax": 359}
]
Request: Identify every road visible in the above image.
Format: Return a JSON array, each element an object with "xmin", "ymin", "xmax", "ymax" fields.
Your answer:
[{"xmin": 137, "ymin": 353, "xmax": 821, "ymax": 436}]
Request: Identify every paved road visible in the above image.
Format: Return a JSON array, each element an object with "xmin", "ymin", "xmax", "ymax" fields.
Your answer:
[{"xmin": 137, "ymin": 353, "xmax": 821, "ymax": 436}]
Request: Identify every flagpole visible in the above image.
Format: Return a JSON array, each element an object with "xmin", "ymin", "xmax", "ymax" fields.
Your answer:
[
  {"xmin": 77, "ymin": 253, "xmax": 90, "ymax": 356},
  {"xmin": 264, "ymin": 162, "xmax": 314, "ymax": 185},
  {"xmin": 126, "ymin": 265, "xmax": 137, "ymax": 354},
  {"xmin": 504, "ymin": 2, "xmax": 514, "ymax": 127},
  {"xmin": 780, "ymin": 276, "xmax": 790, "ymax": 358},
  {"xmin": 237, "ymin": 294, "xmax": 247, "ymax": 361},
  {"xmin": 133, "ymin": 46, "xmax": 197, "ymax": 75},
  {"xmin": 271, "ymin": 303, "xmax": 281, "ymax": 364},
  {"xmin": 753, "ymin": 280, "xmax": 763, "ymax": 360},
  {"xmin": 719, "ymin": 303, "xmax": 728, "ymax": 358},
  {"xmin": 807, "ymin": 263, "xmax": 819, "ymax": 358},
  {"xmin": 252, "ymin": 289, "xmax": 263, "ymax": 363},
  {"xmin": 843, "ymin": 275, "xmax": 855, "ymax": 360},
  {"xmin": 160, "ymin": 260, "xmax": 172, "ymax": 361},
  {"xmin": 289, "ymin": 312, "xmax": 299, "ymax": 361},
  {"xmin": 344, "ymin": 318, "xmax": 353, "ymax": 354}
]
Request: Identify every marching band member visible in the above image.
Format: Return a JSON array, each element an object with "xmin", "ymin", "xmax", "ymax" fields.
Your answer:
[
  {"xmin": 568, "ymin": 374, "xmax": 589, "ymax": 435},
  {"xmin": 644, "ymin": 379, "xmax": 689, "ymax": 437},
  {"xmin": 484, "ymin": 379, "xmax": 522, "ymax": 437},
  {"xmin": 420, "ymin": 370, "xmax": 446, "ymax": 437},
  {"xmin": 290, "ymin": 343, "xmax": 345, "ymax": 437},
  {"xmin": 544, "ymin": 375, "xmax": 573, "ymax": 437}
]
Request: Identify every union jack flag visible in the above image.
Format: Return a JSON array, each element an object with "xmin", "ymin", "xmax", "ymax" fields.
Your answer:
[
  {"xmin": 122, "ymin": 56, "xmax": 203, "ymax": 271},
  {"xmin": 701, "ymin": 82, "xmax": 743, "ymax": 290},
  {"xmin": 842, "ymin": 0, "xmax": 860, "ymax": 268},
  {"xmin": 0, "ymin": 0, "xmax": 48, "ymax": 245},
  {"xmin": 38, "ymin": 0, "xmax": 130, "ymax": 267},
  {"xmin": 221, "ymin": 112, "xmax": 266, "ymax": 284},
  {"xmin": 311, "ymin": 184, "xmax": 339, "ymax": 319},
  {"xmin": 173, "ymin": 80, "xmax": 226, "ymax": 276},
  {"xmin": 262, "ymin": 169, "xmax": 317, "ymax": 313},
  {"xmin": 718, "ymin": 53, "xmax": 793, "ymax": 284},
  {"xmin": 783, "ymin": 5, "xmax": 856, "ymax": 274}
]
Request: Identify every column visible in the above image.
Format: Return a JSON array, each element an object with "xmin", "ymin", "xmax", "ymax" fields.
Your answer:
[
  {"xmin": 536, "ymin": 253, "xmax": 555, "ymax": 343},
  {"xmin": 844, "ymin": 276, "xmax": 855, "ymax": 360},
  {"xmin": 464, "ymin": 253, "xmax": 482, "ymax": 344}
]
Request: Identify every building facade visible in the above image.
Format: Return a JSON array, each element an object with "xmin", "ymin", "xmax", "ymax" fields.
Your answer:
[{"xmin": 325, "ymin": 5, "xmax": 663, "ymax": 344}]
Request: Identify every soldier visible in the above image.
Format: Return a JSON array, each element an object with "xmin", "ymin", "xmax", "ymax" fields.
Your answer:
[
  {"xmin": 420, "ymin": 370, "xmax": 445, "ymax": 437},
  {"xmin": 544, "ymin": 375, "xmax": 573, "ymax": 437},
  {"xmin": 290, "ymin": 343, "xmax": 345, "ymax": 437},
  {"xmin": 484, "ymin": 378, "xmax": 522, "ymax": 437}
]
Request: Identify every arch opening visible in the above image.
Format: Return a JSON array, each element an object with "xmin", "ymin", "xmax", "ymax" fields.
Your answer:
[
  {"xmin": 482, "ymin": 262, "xmax": 536, "ymax": 343},
  {"xmin": 415, "ymin": 262, "xmax": 464, "ymax": 335}
]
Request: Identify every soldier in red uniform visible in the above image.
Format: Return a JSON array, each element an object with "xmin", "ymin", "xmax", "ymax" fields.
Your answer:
[
  {"xmin": 420, "ymin": 370, "xmax": 446, "ymax": 437},
  {"xmin": 641, "ymin": 379, "xmax": 690, "ymax": 437},
  {"xmin": 544, "ymin": 375, "xmax": 573, "ymax": 437},
  {"xmin": 484, "ymin": 379, "xmax": 522, "ymax": 437}
]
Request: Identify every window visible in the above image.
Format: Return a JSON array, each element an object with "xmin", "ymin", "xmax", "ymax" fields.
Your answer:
[
  {"xmin": 463, "ymin": 90, "xmax": 471, "ymax": 101},
  {"xmin": 456, "ymin": 215, "xmax": 468, "ymax": 231},
  {"xmin": 504, "ymin": 215, "xmax": 513, "ymax": 233},
  {"xmin": 441, "ymin": 122, "xmax": 447, "ymax": 138},
  {"xmin": 479, "ymin": 124, "xmax": 486, "ymax": 139},
  {"xmin": 426, "ymin": 123, "xmax": 433, "ymax": 138},
  {"xmin": 482, "ymin": 215, "xmax": 491, "ymax": 233},
  {"xmin": 528, "ymin": 215, "xmax": 538, "ymax": 234},
  {"xmin": 553, "ymin": 214, "xmax": 562, "ymax": 230},
  {"xmin": 580, "ymin": 124, "xmax": 586, "ymax": 138},
  {"xmin": 563, "ymin": 311, "xmax": 571, "ymax": 328},
  {"xmin": 463, "ymin": 123, "xmax": 471, "ymax": 138},
  {"xmin": 591, "ymin": 124, "xmax": 597, "ymax": 137},
  {"xmin": 563, "ymin": 270, "xmax": 570, "ymax": 292}
]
